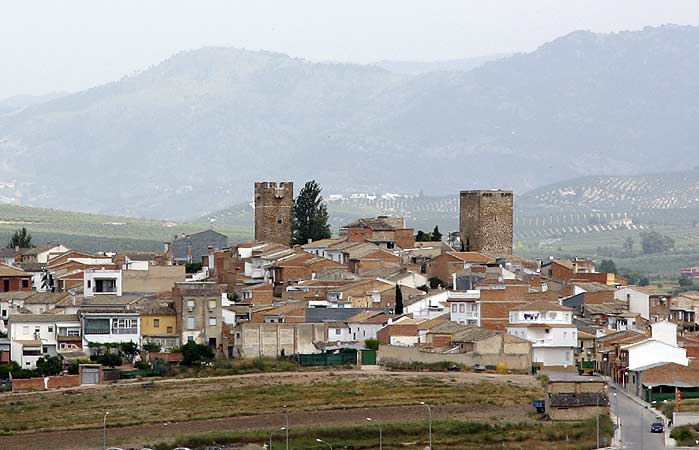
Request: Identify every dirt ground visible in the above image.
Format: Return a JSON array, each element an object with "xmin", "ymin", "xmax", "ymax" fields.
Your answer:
[{"xmin": 0, "ymin": 370, "xmax": 539, "ymax": 450}]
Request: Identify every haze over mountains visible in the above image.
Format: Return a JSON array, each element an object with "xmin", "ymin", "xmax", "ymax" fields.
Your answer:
[{"xmin": 0, "ymin": 25, "xmax": 698, "ymax": 220}]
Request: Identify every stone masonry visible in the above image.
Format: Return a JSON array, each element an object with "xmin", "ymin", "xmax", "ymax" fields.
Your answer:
[
  {"xmin": 459, "ymin": 190, "xmax": 513, "ymax": 256},
  {"xmin": 254, "ymin": 182, "xmax": 293, "ymax": 245}
]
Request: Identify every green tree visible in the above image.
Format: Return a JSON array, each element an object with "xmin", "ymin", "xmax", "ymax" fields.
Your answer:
[
  {"xmin": 597, "ymin": 259, "xmax": 617, "ymax": 274},
  {"xmin": 394, "ymin": 284, "xmax": 404, "ymax": 314},
  {"xmin": 623, "ymin": 237, "xmax": 634, "ymax": 254},
  {"xmin": 142, "ymin": 341, "xmax": 162, "ymax": 353},
  {"xmin": 640, "ymin": 231, "xmax": 675, "ymax": 254},
  {"xmin": 180, "ymin": 342, "xmax": 215, "ymax": 366},
  {"xmin": 119, "ymin": 341, "xmax": 139, "ymax": 359},
  {"xmin": 431, "ymin": 225, "xmax": 443, "ymax": 242},
  {"xmin": 364, "ymin": 338, "xmax": 380, "ymax": 351},
  {"xmin": 35, "ymin": 355, "xmax": 63, "ymax": 376},
  {"xmin": 292, "ymin": 180, "xmax": 331, "ymax": 245},
  {"xmin": 415, "ymin": 230, "xmax": 432, "ymax": 242},
  {"xmin": 679, "ymin": 276, "xmax": 694, "ymax": 287},
  {"xmin": 7, "ymin": 227, "xmax": 33, "ymax": 249},
  {"xmin": 96, "ymin": 352, "xmax": 122, "ymax": 368}
]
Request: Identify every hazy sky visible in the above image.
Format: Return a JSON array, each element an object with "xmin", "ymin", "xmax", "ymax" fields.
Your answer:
[{"xmin": 3, "ymin": 0, "xmax": 699, "ymax": 98}]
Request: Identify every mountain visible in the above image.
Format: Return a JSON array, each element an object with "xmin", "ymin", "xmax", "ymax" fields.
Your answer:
[
  {"xmin": 1, "ymin": 25, "xmax": 699, "ymax": 220},
  {"xmin": 371, "ymin": 54, "xmax": 509, "ymax": 75},
  {"xmin": 0, "ymin": 93, "xmax": 67, "ymax": 116}
]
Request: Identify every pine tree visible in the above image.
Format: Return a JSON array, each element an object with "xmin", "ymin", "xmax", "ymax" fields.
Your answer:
[
  {"xmin": 7, "ymin": 227, "xmax": 33, "ymax": 249},
  {"xmin": 292, "ymin": 180, "xmax": 331, "ymax": 245},
  {"xmin": 431, "ymin": 225, "xmax": 443, "ymax": 242},
  {"xmin": 394, "ymin": 284, "xmax": 404, "ymax": 314}
]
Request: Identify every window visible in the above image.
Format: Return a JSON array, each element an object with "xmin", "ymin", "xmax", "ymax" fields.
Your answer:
[
  {"xmin": 549, "ymin": 312, "xmax": 557, "ymax": 320},
  {"xmin": 451, "ymin": 304, "xmax": 457, "ymax": 313},
  {"xmin": 34, "ymin": 326, "xmax": 40, "ymax": 334},
  {"xmin": 187, "ymin": 300, "xmax": 195, "ymax": 311},
  {"xmin": 1, "ymin": 309, "xmax": 6, "ymax": 317},
  {"xmin": 48, "ymin": 326, "xmax": 53, "ymax": 333},
  {"xmin": 153, "ymin": 319, "xmax": 160, "ymax": 328},
  {"xmin": 187, "ymin": 336, "xmax": 194, "ymax": 343},
  {"xmin": 208, "ymin": 300, "xmax": 217, "ymax": 310},
  {"xmin": 459, "ymin": 304, "xmax": 465, "ymax": 313},
  {"xmin": 166, "ymin": 326, "xmax": 173, "ymax": 334},
  {"xmin": 23, "ymin": 325, "xmax": 30, "ymax": 336},
  {"xmin": 186, "ymin": 317, "xmax": 195, "ymax": 330},
  {"xmin": 87, "ymin": 280, "xmax": 91, "ymax": 288},
  {"xmin": 563, "ymin": 331, "xmax": 568, "ymax": 340},
  {"xmin": 21, "ymin": 279, "xmax": 29, "ymax": 288},
  {"xmin": 208, "ymin": 317, "xmax": 217, "ymax": 326}
]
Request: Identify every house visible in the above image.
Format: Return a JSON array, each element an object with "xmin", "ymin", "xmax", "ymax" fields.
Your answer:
[
  {"xmin": 375, "ymin": 315, "xmax": 450, "ymax": 347},
  {"xmin": 0, "ymin": 291, "xmax": 33, "ymax": 331},
  {"xmin": 22, "ymin": 292, "xmax": 74, "ymax": 314},
  {"xmin": 331, "ymin": 278, "xmax": 396, "ymax": 308},
  {"xmin": 136, "ymin": 300, "xmax": 179, "ymax": 350},
  {"xmin": 348, "ymin": 248, "xmax": 401, "ymax": 275},
  {"xmin": 580, "ymin": 302, "xmax": 642, "ymax": 332},
  {"xmin": 8, "ymin": 313, "xmax": 80, "ymax": 368},
  {"xmin": 81, "ymin": 309, "xmax": 141, "ymax": 350},
  {"xmin": 506, "ymin": 301, "xmax": 577, "ymax": 368},
  {"xmin": 302, "ymin": 238, "xmax": 347, "ymax": 258},
  {"xmin": 238, "ymin": 282, "xmax": 276, "ymax": 305},
  {"xmin": 347, "ymin": 311, "xmax": 397, "ymax": 342},
  {"xmin": 401, "ymin": 289, "xmax": 447, "ymax": 319},
  {"xmin": 595, "ymin": 330, "xmax": 648, "ymax": 382},
  {"xmin": 618, "ymin": 321, "xmax": 688, "ymax": 373},
  {"xmin": 122, "ymin": 265, "xmax": 186, "ymax": 294},
  {"xmin": 680, "ymin": 266, "xmax": 699, "ymax": 279},
  {"xmin": 16, "ymin": 244, "xmax": 70, "ymax": 265},
  {"xmin": 173, "ymin": 281, "xmax": 225, "ymax": 350},
  {"xmin": 447, "ymin": 290, "xmax": 481, "ymax": 326},
  {"xmin": 626, "ymin": 360, "xmax": 699, "ymax": 403},
  {"xmin": 271, "ymin": 250, "xmax": 346, "ymax": 291},
  {"xmin": 615, "ymin": 286, "xmax": 671, "ymax": 321},
  {"xmin": 0, "ymin": 263, "xmax": 32, "ymax": 292},
  {"xmin": 340, "ymin": 216, "xmax": 415, "ymax": 250},
  {"xmin": 560, "ymin": 282, "xmax": 616, "ymax": 306},
  {"xmin": 477, "ymin": 281, "xmax": 559, "ymax": 331},
  {"xmin": 426, "ymin": 252, "xmax": 494, "ymax": 287},
  {"xmin": 84, "ymin": 269, "xmax": 122, "ymax": 296},
  {"xmin": 168, "ymin": 229, "xmax": 228, "ymax": 265},
  {"xmin": 670, "ymin": 294, "xmax": 699, "ymax": 332}
]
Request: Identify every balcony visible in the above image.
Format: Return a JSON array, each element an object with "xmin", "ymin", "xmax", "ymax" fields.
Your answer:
[{"xmin": 111, "ymin": 328, "xmax": 138, "ymax": 335}]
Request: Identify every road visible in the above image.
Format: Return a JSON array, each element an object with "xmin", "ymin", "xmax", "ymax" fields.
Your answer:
[{"xmin": 610, "ymin": 385, "xmax": 667, "ymax": 450}]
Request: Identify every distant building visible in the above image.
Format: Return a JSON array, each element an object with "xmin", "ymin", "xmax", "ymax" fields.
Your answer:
[
  {"xmin": 169, "ymin": 230, "xmax": 228, "ymax": 265},
  {"xmin": 459, "ymin": 190, "xmax": 513, "ymax": 256},
  {"xmin": 681, "ymin": 266, "xmax": 699, "ymax": 279}
]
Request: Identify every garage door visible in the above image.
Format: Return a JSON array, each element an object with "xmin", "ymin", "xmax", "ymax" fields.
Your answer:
[{"xmin": 81, "ymin": 367, "xmax": 100, "ymax": 385}]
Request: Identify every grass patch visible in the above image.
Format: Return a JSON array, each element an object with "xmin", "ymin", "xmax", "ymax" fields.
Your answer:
[
  {"xmin": 147, "ymin": 417, "xmax": 612, "ymax": 450},
  {"xmin": 0, "ymin": 374, "xmax": 541, "ymax": 433}
]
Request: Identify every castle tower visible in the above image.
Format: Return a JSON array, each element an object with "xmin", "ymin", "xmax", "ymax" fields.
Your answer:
[
  {"xmin": 254, "ymin": 182, "xmax": 294, "ymax": 245},
  {"xmin": 459, "ymin": 190, "xmax": 513, "ymax": 256}
]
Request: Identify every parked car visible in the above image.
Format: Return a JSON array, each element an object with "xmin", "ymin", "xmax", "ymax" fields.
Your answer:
[
  {"xmin": 105, "ymin": 448, "xmax": 124, "ymax": 450},
  {"xmin": 202, "ymin": 447, "xmax": 222, "ymax": 450},
  {"xmin": 650, "ymin": 422, "xmax": 664, "ymax": 433},
  {"xmin": 172, "ymin": 448, "xmax": 192, "ymax": 450}
]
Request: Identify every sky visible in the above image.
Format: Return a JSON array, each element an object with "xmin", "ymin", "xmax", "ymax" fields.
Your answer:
[{"xmin": 2, "ymin": 0, "xmax": 699, "ymax": 99}]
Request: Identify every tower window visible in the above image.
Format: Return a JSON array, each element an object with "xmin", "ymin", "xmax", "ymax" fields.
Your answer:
[{"xmin": 277, "ymin": 219, "xmax": 283, "ymax": 224}]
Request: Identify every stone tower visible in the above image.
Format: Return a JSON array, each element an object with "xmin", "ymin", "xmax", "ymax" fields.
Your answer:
[
  {"xmin": 254, "ymin": 182, "xmax": 294, "ymax": 245},
  {"xmin": 459, "ymin": 190, "xmax": 513, "ymax": 256}
]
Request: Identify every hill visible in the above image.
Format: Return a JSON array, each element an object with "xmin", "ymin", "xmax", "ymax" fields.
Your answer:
[
  {"xmin": 0, "ymin": 203, "xmax": 251, "ymax": 253},
  {"xmin": 370, "ymin": 53, "xmax": 509, "ymax": 75},
  {"xmin": 2, "ymin": 25, "xmax": 699, "ymax": 219}
]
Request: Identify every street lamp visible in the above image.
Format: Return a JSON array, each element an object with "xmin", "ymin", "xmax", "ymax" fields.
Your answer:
[
  {"xmin": 283, "ymin": 405, "xmax": 289, "ymax": 450},
  {"xmin": 613, "ymin": 392, "xmax": 621, "ymax": 444},
  {"xmin": 366, "ymin": 417, "xmax": 382, "ymax": 450},
  {"xmin": 315, "ymin": 438, "xmax": 333, "ymax": 450},
  {"xmin": 420, "ymin": 401, "xmax": 432, "ymax": 450},
  {"xmin": 269, "ymin": 427, "xmax": 286, "ymax": 450},
  {"xmin": 102, "ymin": 411, "xmax": 109, "ymax": 450}
]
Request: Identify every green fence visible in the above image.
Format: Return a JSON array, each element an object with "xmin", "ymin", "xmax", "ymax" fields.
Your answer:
[{"xmin": 299, "ymin": 350, "xmax": 358, "ymax": 367}]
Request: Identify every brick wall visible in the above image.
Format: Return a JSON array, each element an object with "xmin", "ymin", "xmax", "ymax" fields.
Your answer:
[{"xmin": 13, "ymin": 375, "xmax": 80, "ymax": 392}]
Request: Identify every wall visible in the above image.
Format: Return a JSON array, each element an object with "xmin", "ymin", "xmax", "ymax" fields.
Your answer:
[
  {"xmin": 616, "ymin": 288, "xmax": 650, "ymax": 320},
  {"xmin": 140, "ymin": 314, "xmax": 178, "ymax": 336},
  {"xmin": 378, "ymin": 344, "xmax": 531, "ymax": 372},
  {"xmin": 123, "ymin": 265, "xmax": 185, "ymax": 294},
  {"xmin": 673, "ymin": 412, "xmax": 699, "ymax": 427},
  {"xmin": 459, "ymin": 190, "xmax": 513, "ymax": 256},
  {"xmin": 0, "ymin": 276, "xmax": 32, "ymax": 292},
  {"xmin": 236, "ymin": 322, "xmax": 326, "ymax": 358},
  {"xmin": 254, "ymin": 182, "xmax": 293, "ymax": 246},
  {"xmin": 12, "ymin": 375, "xmax": 80, "ymax": 392}
]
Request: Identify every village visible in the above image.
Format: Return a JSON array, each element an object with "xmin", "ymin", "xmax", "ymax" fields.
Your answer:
[{"xmin": 0, "ymin": 182, "xmax": 696, "ymax": 450}]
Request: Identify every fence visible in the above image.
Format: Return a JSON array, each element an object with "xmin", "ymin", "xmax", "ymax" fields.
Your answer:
[{"xmin": 299, "ymin": 350, "xmax": 358, "ymax": 367}]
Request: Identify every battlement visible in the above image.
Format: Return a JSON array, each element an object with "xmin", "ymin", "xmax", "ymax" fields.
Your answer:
[{"xmin": 255, "ymin": 181, "xmax": 294, "ymax": 190}]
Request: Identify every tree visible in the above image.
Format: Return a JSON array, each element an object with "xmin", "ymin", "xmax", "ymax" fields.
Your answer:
[
  {"xmin": 428, "ymin": 277, "xmax": 442, "ymax": 289},
  {"xmin": 364, "ymin": 339, "xmax": 380, "ymax": 351},
  {"xmin": 180, "ymin": 342, "xmax": 215, "ymax": 366},
  {"xmin": 623, "ymin": 237, "xmax": 634, "ymax": 254},
  {"xmin": 142, "ymin": 341, "xmax": 162, "ymax": 353},
  {"xmin": 292, "ymin": 180, "xmax": 331, "ymax": 245},
  {"xmin": 415, "ymin": 230, "xmax": 432, "ymax": 242},
  {"xmin": 597, "ymin": 259, "xmax": 617, "ymax": 274},
  {"xmin": 35, "ymin": 356, "xmax": 63, "ymax": 376},
  {"xmin": 394, "ymin": 284, "xmax": 404, "ymax": 314},
  {"xmin": 96, "ymin": 352, "xmax": 122, "ymax": 368},
  {"xmin": 7, "ymin": 227, "xmax": 33, "ymax": 249},
  {"xmin": 119, "ymin": 342, "xmax": 139, "ymax": 359},
  {"xmin": 431, "ymin": 225, "xmax": 443, "ymax": 242},
  {"xmin": 640, "ymin": 231, "xmax": 675, "ymax": 254},
  {"xmin": 679, "ymin": 276, "xmax": 694, "ymax": 287}
]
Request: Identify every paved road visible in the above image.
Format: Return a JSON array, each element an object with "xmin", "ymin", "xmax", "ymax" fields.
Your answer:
[{"xmin": 610, "ymin": 385, "xmax": 667, "ymax": 450}]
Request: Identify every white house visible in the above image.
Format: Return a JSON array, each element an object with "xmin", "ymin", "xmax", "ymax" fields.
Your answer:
[
  {"xmin": 347, "ymin": 311, "xmax": 395, "ymax": 342},
  {"xmin": 615, "ymin": 286, "xmax": 670, "ymax": 321},
  {"xmin": 620, "ymin": 321, "xmax": 688, "ymax": 371},
  {"xmin": 404, "ymin": 290, "xmax": 449, "ymax": 318},
  {"xmin": 81, "ymin": 311, "xmax": 140, "ymax": 349},
  {"xmin": 326, "ymin": 322, "xmax": 352, "ymax": 342},
  {"xmin": 84, "ymin": 269, "xmax": 122, "ymax": 297},
  {"xmin": 447, "ymin": 290, "xmax": 481, "ymax": 325},
  {"xmin": 506, "ymin": 301, "xmax": 577, "ymax": 368},
  {"xmin": 8, "ymin": 314, "xmax": 80, "ymax": 368}
]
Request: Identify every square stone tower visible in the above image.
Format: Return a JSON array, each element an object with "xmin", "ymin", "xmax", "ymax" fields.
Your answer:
[
  {"xmin": 459, "ymin": 190, "xmax": 513, "ymax": 256},
  {"xmin": 254, "ymin": 182, "xmax": 294, "ymax": 245}
]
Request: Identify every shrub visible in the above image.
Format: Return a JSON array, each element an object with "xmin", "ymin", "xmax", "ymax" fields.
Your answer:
[
  {"xmin": 180, "ymin": 342, "xmax": 215, "ymax": 366},
  {"xmin": 364, "ymin": 339, "xmax": 380, "ymax": 351},
  {"xmin": 96, "ymin": 352, "xmax": 122, "ymax": 367},
  {"xmin": 495, "ymin": 362, "xmax": 508, "ymax": 374},
  {"xmin": 142, "ymin": 341, "xmax": 162, "ymax": 353}
]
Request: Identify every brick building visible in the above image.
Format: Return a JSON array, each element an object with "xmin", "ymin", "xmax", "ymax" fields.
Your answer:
[
  {"xmin": 254, "ymin": 182, "xmax": 293, "ymax": 246},
  {"xmin": 459, "ymin": 190, "xmax": 513, "ymax": 257}
]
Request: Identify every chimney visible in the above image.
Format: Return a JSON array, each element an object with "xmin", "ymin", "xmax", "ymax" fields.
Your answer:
[{"xmin": 208, "ymin": 246, "xmax": 215, "ymax": 271}]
